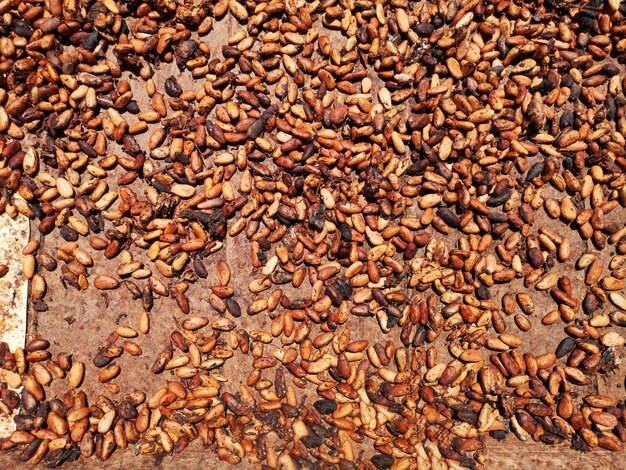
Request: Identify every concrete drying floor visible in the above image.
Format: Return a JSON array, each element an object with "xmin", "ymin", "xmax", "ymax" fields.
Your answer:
[{"xmin": 0, "ymin": 10, "xmax": 624, "ymax": 470}]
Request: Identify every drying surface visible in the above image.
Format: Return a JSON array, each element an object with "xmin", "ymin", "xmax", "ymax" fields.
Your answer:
[{"xmin": 0, "ymin": 2, "xmax": 625, "ymax": 469}]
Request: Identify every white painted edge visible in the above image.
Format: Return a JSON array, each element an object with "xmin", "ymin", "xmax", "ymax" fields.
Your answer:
[{"xmin": 0, "ymin": 213, "xmax": 29, "ymax": 437}]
